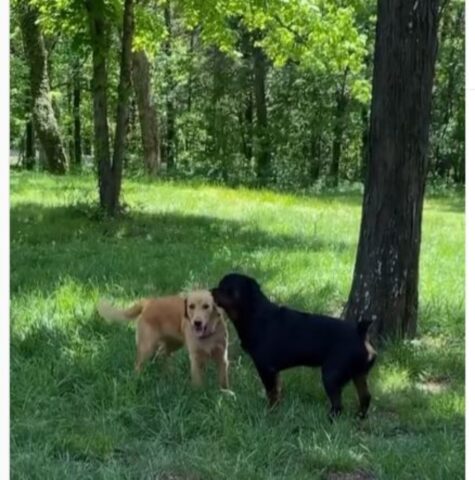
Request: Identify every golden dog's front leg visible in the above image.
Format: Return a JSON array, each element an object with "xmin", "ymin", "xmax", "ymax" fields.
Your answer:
[
  {"xmin": 213, "ymin": 348, "xmax": 229, "ymax": 389},
  {"xmin": 190, "ymin": 353, "xmax": 204, "ymax": 387}
]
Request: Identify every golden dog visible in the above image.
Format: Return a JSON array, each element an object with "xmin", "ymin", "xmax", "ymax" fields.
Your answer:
[{"xmin": 97, "ymin": 290, "xmax": 229, "ymax": 388}]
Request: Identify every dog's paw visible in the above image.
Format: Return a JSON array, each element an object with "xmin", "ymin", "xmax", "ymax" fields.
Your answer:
[{"xmin": 220, "ymin": 388, "xmax": 236, "ymax": 399}]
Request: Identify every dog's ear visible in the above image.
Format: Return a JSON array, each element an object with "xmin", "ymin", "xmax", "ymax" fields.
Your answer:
[
  {"xmin": 183, "ymin": 297, "xmax": 189, "ymax": 320},
  {"xmin": 212, "ymin": 300, "xmax": 225, "ymax": 319}
]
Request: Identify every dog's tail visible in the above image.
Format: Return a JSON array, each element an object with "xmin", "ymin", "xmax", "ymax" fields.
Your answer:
[
  {"xmin": 357, "ymin": 318, "xmax": 377, "ymax": 371},
  {"xmin": 356, "ymin": 319, "xmax": 373, "ymax": 338},
  {"xmin": 97, "ymin": 299, "xmax": 144, "ymax": 323}
]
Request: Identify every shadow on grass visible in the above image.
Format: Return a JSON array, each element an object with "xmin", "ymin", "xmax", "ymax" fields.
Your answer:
[{"xmin": 10, "ymin": 202, "xmax": 352, "ymax": 297}]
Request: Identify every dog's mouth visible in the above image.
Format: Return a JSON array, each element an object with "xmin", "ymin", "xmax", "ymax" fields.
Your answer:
[{"xmin": 193, "ymin": 322, "xmax": 209, "ymax": 338}]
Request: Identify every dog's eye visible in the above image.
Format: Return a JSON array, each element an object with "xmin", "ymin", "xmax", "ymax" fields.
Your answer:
[
  {"xmin": 189, "ymin": 304, "xmax": 195, "ymax": 309},
  {"xmin": 202, "ymin": 304, "xmax": 209, "ymax": 309}
]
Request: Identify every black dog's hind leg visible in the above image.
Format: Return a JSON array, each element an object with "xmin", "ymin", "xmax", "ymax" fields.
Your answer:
[
  {"xmin": 321, "ymin": 367, "xmax": 344, "ymax": 420},
  {"xmin": 353, "ymin": 374, "xmax": 371, "ymax": 419},
  {"xmin": 256, "ymin": 367, "xmax": 281, "ymax": 408}
]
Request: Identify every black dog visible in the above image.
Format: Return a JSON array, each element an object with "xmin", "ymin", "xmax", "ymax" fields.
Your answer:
[{"xmin": 211, "ymin": 273, "xmax": 377, "ymax": 418}]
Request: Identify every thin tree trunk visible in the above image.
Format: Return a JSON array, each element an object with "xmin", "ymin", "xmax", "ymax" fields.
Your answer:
[
  {"xmin": 187, "ymin": 28, "xmax": 196, "ymax": 112},
  {"xmin": 67, "ymin": 78, "xmax": 74, "ymax": 162},
  {"xmin": 164, "ymin": 1, "xmax": 175, "ymax": 170},
  {"xmin": 330, "ymin": 70, "xmax": 349, "ymax": 187},
  {"xmin": 433, "ymin": 6, "xmax": 463, "ymax": 180},
  {"xmin": 86, "ymin": 0, "xmax": 134, "ymax": 215},
  {"xmin": 454, "ymin": 104, "xmax": 464, "ymax": 183},
  {"xmin": 86, "ymin": 0, "xmax": 112, "ymax": 210},
  {"xmin": 73, "ymin": 69, "xmax": 82, "ymax": 167},
  {"xmin": 244, "ymin": 92, "xmax": 253, "ymax": 161},
  {"xmin": 24, "ymin": 119, "xmax": 35, "ymax": 170},
  {"xmin": 19, "ymin": 2, "xmax": 66, "ymax": 174},
  {"xmin": 240, "ymin": 27, "xmax": 253, "ymax": 163},
  {"xmin": 253, "ymin": 41, "xmax": 270, "ymax": 184},
  {"xmin": 110, "ymin": 0, "xmax": 135, "ymax": 214},
  {"xmin": 207, "ymin": 46, "xmax": 227, "ymax": 175},
  {"xmin": 132, "ymin": 50, "xmax": 160, "ymax": 175},
  {"xmin": 345, "ymin": 0, "xmax": 440, "ymax": 339},
  {"xmin": 309, "ymin": 132, "xmax": 321, "ymax": 181}
]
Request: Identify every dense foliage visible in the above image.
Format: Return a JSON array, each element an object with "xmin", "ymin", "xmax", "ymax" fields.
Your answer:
[{"xmin": 10, "ymin": 0, "xmax": 464, "ymax": 188}]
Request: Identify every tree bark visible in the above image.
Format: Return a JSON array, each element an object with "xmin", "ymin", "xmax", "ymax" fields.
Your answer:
[
  {"xmin": 110, "ymin": 0, "xmax": 135, "ymax": 213},
  {"xmin": 309, "ymin": 132, "xmax": 322, "ymax": 181},
  {"xmin": 253, "ymin": 41, "xmax": 270, "ymax": 184},
  {"xmin": 86, "ymin": 0, "xmax": 113, "ymax": 210},
  {"xmin": 360, "ymin": 106, "xmax": 369, "ymax": 181},
  {"xmin": 73, "ymin": 70, "xmax": 82, "ymax": 167},
  {"xmin": 345, "ymin": 0, "xmax": 440, "ymax": 339},
  {"xmin": 67, "ymin": 79, "xmax": 74, "ymax": 162},
  {"xmin": 86, "ymin": 0, "xmax": 134, "ymax": 215},
  {"xmin": 241, "ymin": 92, "xmax": 253, "ymax": 162},
  {"xmin": 240, "ymin": 27, "xmax": 253, "ymax": 163},
  {"xmin": 24, "ymin": 119, "xmax": 35, "ymax": 170},
  {"xmin": 163, "ymin": 1, "xmax": 175, "ymax": 170},
  {"xmin": 187, "ymin": 28, "xmax": 196, "ymax": 112},
  {"xmin": 132, "ymin": 50, "xmax": 160, "ymax": 175},
  {"xmin": 19, "ymin": 2, "xmax": 66, "ymax": 174}
]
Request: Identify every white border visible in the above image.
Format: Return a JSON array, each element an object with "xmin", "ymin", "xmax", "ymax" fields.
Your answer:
[
  {"xmin": 0, "ymin": 0, "xmax": 10, "ymax": 476},
  {"xmin": 0, "ymin": 2, "xmax": 470, "ymax": 478},
  {"xmin": 466, "ymin": 0, "xmax": 473, "ymax": 477}
]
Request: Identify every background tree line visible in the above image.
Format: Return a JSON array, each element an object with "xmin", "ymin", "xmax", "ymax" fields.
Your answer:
[
  {"xmin": 9, "ymin": 0, "xmax": 463, "ymax": 338},
  {"xmin": 10, "ymin": 0, "xmax": 464, "ymax": 193}
]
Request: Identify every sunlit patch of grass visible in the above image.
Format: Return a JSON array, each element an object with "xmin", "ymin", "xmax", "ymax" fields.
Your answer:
[{"xmin": 376, "ymin": 366, "xmax": 411, "ymax": 394}]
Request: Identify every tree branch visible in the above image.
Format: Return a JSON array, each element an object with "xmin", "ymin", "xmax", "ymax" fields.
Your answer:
[{"xmin": 271, "ymin": 14, "xmax": 307, "ymax": 45}]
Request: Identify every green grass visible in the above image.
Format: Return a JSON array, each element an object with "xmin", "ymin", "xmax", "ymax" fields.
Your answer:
[{"xmin": 10, "ymin": 172, "xmax": 464, "ymax": 480}]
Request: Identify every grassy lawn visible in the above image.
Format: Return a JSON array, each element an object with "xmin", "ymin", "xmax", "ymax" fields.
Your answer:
[{"xmin": 10, "ymin": 172, "xmax": 464, "ymax": 480}]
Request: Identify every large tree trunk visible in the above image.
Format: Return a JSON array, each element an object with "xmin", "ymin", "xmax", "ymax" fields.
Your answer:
[
  {"xmin": 345, "ymin": 0, "xmax": 440, "ymax": 339},
  {"xmin": 163, "ymin": 1, "xmax": 175, "ymax": 170},
  {"xmin": 253, "ymin": 41, "xmax": 270, "ymax": 184},
  {"xmin": 19, "ymin": 2, "xmax": 66, "ymax": 174},
  {"xmin": 132, "ymin": 50, "xmax": 160, "ymax": 175}
]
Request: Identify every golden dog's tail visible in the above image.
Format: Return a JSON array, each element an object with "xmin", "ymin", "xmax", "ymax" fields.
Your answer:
[{"xmin": 97, "ymin": 299, "xmax": 144, "ymax": 323}]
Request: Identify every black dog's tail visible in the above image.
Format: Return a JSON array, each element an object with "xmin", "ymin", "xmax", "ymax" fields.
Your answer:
[
  {"xmin": 356, "ymin": 319, "xmax": 373, "ymax": 338},
  {"xmin": 356, "ymin": 318, "xmax": 377, "ymax": 371}
]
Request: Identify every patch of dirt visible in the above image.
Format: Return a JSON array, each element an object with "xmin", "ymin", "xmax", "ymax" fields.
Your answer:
[
  {"xmin": 326, "ymin": 470, "xmax": 377, "ymax": 480},
  {"xmin": 416, "ymin": 377, "xmax": 450, "ymax": 394}
]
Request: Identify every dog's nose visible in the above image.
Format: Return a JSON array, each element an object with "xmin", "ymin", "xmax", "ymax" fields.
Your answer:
[{"xmin": 194, "ymin": 321, "xmax": 202, "ymax": 329}]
